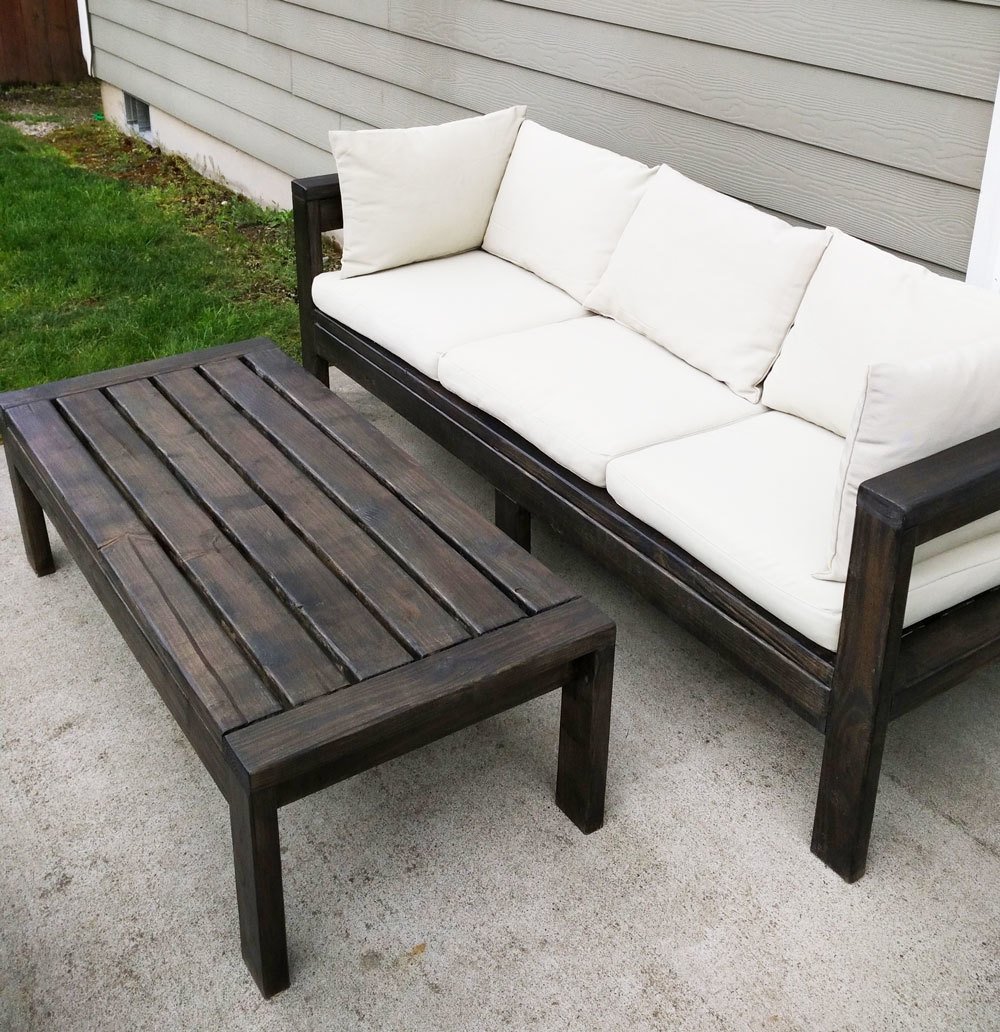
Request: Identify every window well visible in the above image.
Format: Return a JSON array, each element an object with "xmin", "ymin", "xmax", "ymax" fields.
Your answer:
[{"xmin": 123, "ymin": 93, "xmax": 152, "ymax": 139}]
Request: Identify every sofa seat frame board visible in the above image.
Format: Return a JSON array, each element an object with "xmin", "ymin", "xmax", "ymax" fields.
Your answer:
[{"xmin": 294, "ymin": 172, "xmax": 1000, "ymax": 883}]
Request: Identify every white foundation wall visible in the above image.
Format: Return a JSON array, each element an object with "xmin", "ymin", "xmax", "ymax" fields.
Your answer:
[{"xmin": 101, "ymin": 83, "xmax": 296, "ymax": 210}]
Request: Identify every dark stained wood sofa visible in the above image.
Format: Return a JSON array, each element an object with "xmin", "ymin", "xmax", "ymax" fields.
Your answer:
[{"xmin": 293, "ymin": 171, "xmax": 1000, "ymax": 883}]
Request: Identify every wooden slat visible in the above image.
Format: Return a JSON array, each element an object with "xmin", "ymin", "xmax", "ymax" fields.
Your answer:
[
  {"xmin": 245, "ymin": 348, "xmax": 576, "ymax": 614},
  {"xmin": 93, "ymin": 52, "xmax": 334, "ymax": 179},
  {"xmin": 200, "ymin": 357, "xmax": 530, "ymax": 632},
  {"xmin": 390, "ymin": 0, "xmax": 991, "ymax": 188},
  {"xmin": 154, "ymin": 367, "xmax": 469, "ymax": 657},
  {"xmin": 91, "ymin": 18, "xmax": 332, "ymax": 151},
  {"xmin": 894, "ymin": 587, "xmax": 1000, "ymax": 717},
  {"xmin": 90, "ymin": 0, "xmax": 293, "ymax": 90},
  {"xmin": 106, "ymin": 378, "xmax": 414, "ymax": 680},
  {"xmin": 3, "ymin": 401, "xmax": 280, "ymax": 734},
  {"xmin": 500, "ymin": 0, "xmax": 1000, "ymax": 100},
  {"xmin": 147, "ymin": 0, "xmax": 248, "ymax": 32},
  {"xmin": 226, "ymin": 597, "xmax": 614, "ymax": 798},
  {"xmin": 252, "ymin": 0, "xmax": 979, "ymax": 270},
  {"xmin": 0, "ymin": 338, "xmax": 274, "ymax": 412},
  {"xmin": 57, "ymin": 389, "xmax": 348, "ymax": 707}
]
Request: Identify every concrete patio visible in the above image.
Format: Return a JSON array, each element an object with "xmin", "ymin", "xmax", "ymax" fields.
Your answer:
[{"xmin": 1, "ymin": 369, "xmax": 997, "ymax": 1031}]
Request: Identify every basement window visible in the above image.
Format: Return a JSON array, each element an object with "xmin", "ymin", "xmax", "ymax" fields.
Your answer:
[{"xmin": 123, "ymin": 93, "xmax": 152, "ymax": 142}]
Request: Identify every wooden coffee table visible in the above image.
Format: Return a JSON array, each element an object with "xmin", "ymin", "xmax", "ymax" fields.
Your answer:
[{"xmin": 0, "ymin": 339, "xmax": 615, "ymax": 996}]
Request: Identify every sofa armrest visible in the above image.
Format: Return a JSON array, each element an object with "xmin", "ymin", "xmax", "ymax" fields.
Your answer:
[
  {"xmin": 291, "ymin": 173, "xmax": 343, "ymax": 231},
  {"xmin": 815, "ymin": 426, "xmax": 1000, "ymax": 881},
  {"xmin": 856, "ymin": 426, "xmax": 1000, "ymax": 545},
  {"xmin": 291, "ymin": 174, "xmax": 343, "ymax": 377}
]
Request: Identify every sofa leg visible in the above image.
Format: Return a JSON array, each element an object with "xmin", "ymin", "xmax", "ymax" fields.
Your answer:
[
  {"xmin": 301, "ymin": 337, "xmax": 329, "ymax": 386},
  {"xmin": 495, "ymin": 489, "xmax": 531, "ymax": 551},
  {"xmin": 812, "ymin": 689, "xmax": 894, "ymax": 882},
  {"xmin": 810, "ymin": 506, "xmax": 915, "ymax": 882}
]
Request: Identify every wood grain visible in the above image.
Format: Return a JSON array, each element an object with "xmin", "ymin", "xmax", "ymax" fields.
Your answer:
[
  {"xmin": 58, "ymin": 388, "xmax": 347, "ymax": 707},
  {"xmin": 0, "ymin": 0, "xmax": 87, "ymax": 83},
  {"xmin": 250, "ymin": 0, "xmax": 978, "ymax": 269},
  {"xmin": 154, "ymin": 367, "xmax": 469, "ymax": 657},
  {"xmin": 3, "ymin": 402, "xmax": 281, "ymax": 736},
  {"xmin": 246, "ymin": 347, "xmax": 575, "ymax": 615},
  {"xmin": 225, "ymin": 597, "xmax": 614, "ymax": 797},
  {"xmin": 312, "ymin": 314, "xmax": 834, "ymax": 715},
  {"xmin": 812, "ymin": 506, "xmax": 916, "ymax": 883},
  {"xmin": 90, "ymin": 0, "xmax": 293, "ymax": 90},
  {"xmin": 3, "ymin": 339, "xmax": 614, "ymax": 992},
  {"xmin": 202, "ymin": 356, "xmax": 530, "ymax": 633},
  {"xmin": 390, "ymin": 0, "xmax": 990, "ymax": 187},
  {"xmin": 106, "ymin": 377, "xmax": 415, "ymax": 680},
  {"xmin": 93, "ymin": 52, "xmax": 333, "ymax": 179},
  {"xmin": 501, "ymin": 0, "xmax": 1000, "ymax": 99}
]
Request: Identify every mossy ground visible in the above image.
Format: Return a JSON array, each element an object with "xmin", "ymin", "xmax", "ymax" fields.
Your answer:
[{"xmin": 0, "ymin": 79, "xmax": 336, "ymax": 394}]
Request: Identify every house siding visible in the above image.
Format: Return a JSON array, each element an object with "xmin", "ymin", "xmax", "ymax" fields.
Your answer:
[{"xmin": 90, "ymin": 0, "xmax": 1000, "ymax": 272}]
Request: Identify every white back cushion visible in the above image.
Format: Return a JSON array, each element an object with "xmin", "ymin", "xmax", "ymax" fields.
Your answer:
[
  {"xmin": 763, "ymin": 230, "xmax": 1000, "ymax": 435},
  {"xmin": 483, "ymin": 121, "xmax": 654, "ymax": 303},
  {"xmin": 823, "ymin": 339, "xmax": 1000, "ymax": 581},
  {"xmin": 585, "ymin": 167, "xmax": 830, "ymax": 401},
  {"xmin": 330, "ymin": 106, "xmax": 525, "ymax": 279}
]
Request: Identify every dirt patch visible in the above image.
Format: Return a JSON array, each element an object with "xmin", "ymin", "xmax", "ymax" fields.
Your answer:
[
  {"xmin": 9, "ymin": 120, "xmax": 61, "ymax": 138},
  {"xmin": 0, "ymin": 79, "xmax": 102, "ymax": 134}
]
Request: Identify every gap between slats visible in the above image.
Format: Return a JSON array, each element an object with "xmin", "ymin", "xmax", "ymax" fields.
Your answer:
[
  {"xmin": 199, "ymin": 357, "xmax": 531, "ymax": 632},
  {"xmin": 100, "ymin": 382, "xmax": 417, "ymax": 679},
  {"xmin": 239, "ymin": 353, "xmax": 574, "ymax": 614},
  {"xmin": 54, "ymin": 392, "xmax": 355, "ymax": 705},
  {"xmin": 149, "ymin": 366, "xmax": 471, "ymax": 656}
]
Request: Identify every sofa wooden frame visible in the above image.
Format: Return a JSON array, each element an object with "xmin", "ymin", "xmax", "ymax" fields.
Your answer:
[{"xmin": 293, "ymin": 172, "xmax": 1000, "ymax": 882}]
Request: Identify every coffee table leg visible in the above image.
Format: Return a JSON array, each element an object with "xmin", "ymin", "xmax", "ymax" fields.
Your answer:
[
  {"xmin": 229, "ymin": 789, "xmax": 289, "ymax": 997},
  {"xmin": 556, "ymin": 644, "xmax": 614, "ymax": 834},
  {"xmin": 9, "ymin": 460, "xmax": 54, "ymax": 576}
]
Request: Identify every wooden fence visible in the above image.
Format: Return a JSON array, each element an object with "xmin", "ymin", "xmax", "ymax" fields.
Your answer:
[{"xmin": 1, "ymin": 0, "xmax": 88, "ymax": 84}]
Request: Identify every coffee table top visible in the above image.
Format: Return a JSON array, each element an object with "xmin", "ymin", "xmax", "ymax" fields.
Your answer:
[{"xmin": 1, "ymin": 339, "xmax": 580, "ymax": 741}]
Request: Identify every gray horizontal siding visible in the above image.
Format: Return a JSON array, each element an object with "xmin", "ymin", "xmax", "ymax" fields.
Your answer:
[{"xmin": 90, "ymin": 0, "xmax": 1000, "ymax": 271}]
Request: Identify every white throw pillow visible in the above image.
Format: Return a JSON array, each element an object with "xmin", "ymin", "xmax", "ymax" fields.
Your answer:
[
  {"xmin": 483, "ymin": 120, "xmax": 654, "ymax": 303},
  {"xmin": 585, "ymin": 166, "xmax": 831, "ymax": 401},
  {"xmin": 763, "ymin": 230, "xmax": 1000, "ymax": 436},
  {"xmin": 330, "ymin": 106, "xmax": 526, "ymax": 278},
  {"xmin": 822, "ymin": 339, "xmax": 1000, "ymax": 581}
]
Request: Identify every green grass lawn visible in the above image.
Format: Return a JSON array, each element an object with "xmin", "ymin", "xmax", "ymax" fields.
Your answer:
[{"xmin": 0, "ymin": 120, "xmax": 302, "ymax": 394}]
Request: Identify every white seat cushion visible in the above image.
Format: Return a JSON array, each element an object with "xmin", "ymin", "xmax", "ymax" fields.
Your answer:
[
  {"xmin": 586, "ymin": 166, "xmax": 831, "ymax": 402},
  {"xmin": 329, "ymin": 106, "xmax": 525, "ymax": 278},
  {"xmin": 438, "ymin": 317, "xmax": 763, "ymax": 487},
  {"xmin": 606, "ymin": 413, "xmax": 1000, "ymax": 650},
  {"xmin": 762, "ymin": 229, "xmax": 1000, "ymax": 436},
  {"xmin": 483, "ymin": 121, "xmax": 654, "ymax": 303},
  {"xmin": 311, "ymin": 250, "xmax": 585, "ymax": 380}
]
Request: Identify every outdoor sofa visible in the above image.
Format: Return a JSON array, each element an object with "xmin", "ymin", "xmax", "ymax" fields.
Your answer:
[{"xmin": 291, "ymin": 107, "xmax": 1000, "ymax": 882}]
